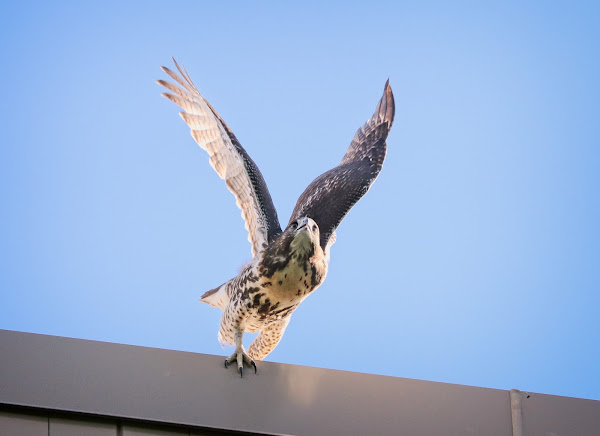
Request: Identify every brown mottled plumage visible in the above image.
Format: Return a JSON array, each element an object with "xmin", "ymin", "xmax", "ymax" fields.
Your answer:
[{"xmin": 158, "ymin": 59, "xmax": 394, "ymax": 376}]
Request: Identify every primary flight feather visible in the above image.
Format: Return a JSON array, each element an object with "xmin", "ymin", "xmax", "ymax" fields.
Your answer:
[{"xmin": 158, "ymin": 58, "xmax": 395, "ymax": 376}]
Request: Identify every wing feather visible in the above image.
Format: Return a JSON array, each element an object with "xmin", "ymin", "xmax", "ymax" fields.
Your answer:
[
  {"xmin": 161, "ymin": 65, "xmax": 197, "ymax": 95},
  {"xmin": 158, "ymin": 59, "xmax": 281, "ymax": 256},
  {"xmin": 289, "ymin": 81, "xmax": 395, "ymax": 249}
]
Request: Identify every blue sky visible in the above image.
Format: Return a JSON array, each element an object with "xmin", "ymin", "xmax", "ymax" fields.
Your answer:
[{"xmin": 1, "ymin": 1, "xmax": 599, "ymax": 400}]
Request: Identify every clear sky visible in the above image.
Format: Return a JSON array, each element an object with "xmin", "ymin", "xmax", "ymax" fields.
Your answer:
[{"xmin": 1, "ymin": 1, "xmax": 599, "ymax": 401}]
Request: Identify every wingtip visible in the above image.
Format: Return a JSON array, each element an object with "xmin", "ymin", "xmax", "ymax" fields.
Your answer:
[
  {"xmin": 380, "ymin": 78, "xmax": 395, "ymax": 127},
  {"xmin": 172, "ymin": 56, "xmax": 182, "ymax": 72},
  {"xmin": 384, "ymin": 78, "xmax": 393, "ymax": 95}
]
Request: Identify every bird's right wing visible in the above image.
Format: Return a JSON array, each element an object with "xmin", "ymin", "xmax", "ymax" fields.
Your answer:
[{"xmin": 157, "ymin": 59, "xmax": 281, "ymax": 257}]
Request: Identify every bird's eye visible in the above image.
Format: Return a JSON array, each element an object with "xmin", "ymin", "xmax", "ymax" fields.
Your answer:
[
  {"xmin": 312, "ymin": 225, "xmax": 317, "ymax": 232},
  {"xmin": 290, "ymin": 222, "xmax": 298, "ymax": 230}
]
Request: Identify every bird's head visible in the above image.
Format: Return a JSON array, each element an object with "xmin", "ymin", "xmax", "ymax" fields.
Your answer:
[{"xmin": 287, "ymin": 216, "xmax": 320, "ymax": 255}]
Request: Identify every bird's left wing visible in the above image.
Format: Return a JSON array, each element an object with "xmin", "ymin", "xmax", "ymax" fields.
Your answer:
[
  {"xmin": 289, "ymin": 81, "xmax": 395, "ymax": 250},
  {"xmin": 157, "ymin": 59, "xmax": 281, "ymax": 257}
]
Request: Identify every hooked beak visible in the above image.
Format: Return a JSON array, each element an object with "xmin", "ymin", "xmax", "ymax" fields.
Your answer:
[{"xmin": 296, "ymin": 217, "xmax": 309, "ymax": 231}]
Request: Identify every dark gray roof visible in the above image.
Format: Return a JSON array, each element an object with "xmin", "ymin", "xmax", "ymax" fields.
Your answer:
[{"xmin": 1, "ymin": 329, "xmax": 599, "ymax": 435}]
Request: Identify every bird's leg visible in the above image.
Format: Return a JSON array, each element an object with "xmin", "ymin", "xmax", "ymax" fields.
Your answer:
[
  {"xmin": 247, "ymin": 318, "xmax": 291, "ymax": 361},
  {"xmin": 224, "ymin": 329, "xmax": 257, "ymax": 377}
]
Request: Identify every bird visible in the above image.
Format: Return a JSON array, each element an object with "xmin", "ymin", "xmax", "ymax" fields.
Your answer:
[{"xmin": 157, "ymin": 59, "xmax": 394, "ymax": 377}]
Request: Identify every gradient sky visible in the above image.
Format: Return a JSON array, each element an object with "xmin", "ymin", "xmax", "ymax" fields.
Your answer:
[{"xmin": 1, "ymin": 1, "xmax": 599, "ymax": 401}]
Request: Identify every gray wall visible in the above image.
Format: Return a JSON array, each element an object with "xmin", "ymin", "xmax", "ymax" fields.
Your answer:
[{"xmin": 1, "ymin": 330, "xmax": 599, "ymax": 436}]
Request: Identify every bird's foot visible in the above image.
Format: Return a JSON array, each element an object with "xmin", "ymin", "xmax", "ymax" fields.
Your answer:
[{"xmin": 224, "ymin": 348, "xmax": 257, "ymax": 377}]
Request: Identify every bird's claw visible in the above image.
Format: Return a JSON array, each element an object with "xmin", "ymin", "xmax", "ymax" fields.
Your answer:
[{"xmin": 225, "ymin": 349, "xmax": 257, "ymax": 377}]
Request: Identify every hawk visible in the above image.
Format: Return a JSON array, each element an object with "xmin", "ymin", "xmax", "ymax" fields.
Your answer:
[{"xmin": 158, "ymin": 59, "xmax": 395, "ymax": 376}]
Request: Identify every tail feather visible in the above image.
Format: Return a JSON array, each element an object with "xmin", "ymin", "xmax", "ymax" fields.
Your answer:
[{"xmin": 200, "ymin": 281, "xmax": 230, "ymax": 310}]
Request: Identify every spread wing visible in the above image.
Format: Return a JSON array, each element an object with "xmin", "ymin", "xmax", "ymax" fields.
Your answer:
[
  {"xmin": 157, "ymin": 58, "xmax": 281, "ymax": 257},
  {"xmin": 289, "ymin": 81, "xmax": 395, "ymax": 250}
]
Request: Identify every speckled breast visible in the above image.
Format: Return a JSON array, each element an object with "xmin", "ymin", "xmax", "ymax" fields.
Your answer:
[{"xmin": 243, "ymin": 255, "xmax": 328, "ymax": 331}]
